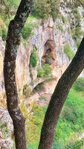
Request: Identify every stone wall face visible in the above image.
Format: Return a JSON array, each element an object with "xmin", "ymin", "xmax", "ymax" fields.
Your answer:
[
  {"xmin": 0, "ymin": 38, "xmax": 5, "ymax": 97},
  {"xmin": 0, "ymin": 12, "xmax": 83, "ymax": 97},
  {"xmin": 0, "ymin": 17, "xmax": 72, "ymax": 97}
]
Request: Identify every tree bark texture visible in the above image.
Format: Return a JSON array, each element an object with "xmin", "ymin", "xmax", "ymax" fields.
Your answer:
[
  {"xmin": 4, "ymin": 0, "xmax": 33, "ymax": 149},
  {"xmin": 39, "ymin": 38, "xmax": 84, "ymax": 149}
]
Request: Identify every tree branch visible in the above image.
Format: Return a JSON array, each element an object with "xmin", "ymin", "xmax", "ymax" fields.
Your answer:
[{"xmin": 39, "ymin": 37, "xmax": 84, "ymax": 149}]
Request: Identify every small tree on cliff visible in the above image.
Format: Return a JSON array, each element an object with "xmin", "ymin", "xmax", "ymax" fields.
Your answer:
[{"xmin": 4, "ymin": 0, "xmax": 84, "ymax": 149}]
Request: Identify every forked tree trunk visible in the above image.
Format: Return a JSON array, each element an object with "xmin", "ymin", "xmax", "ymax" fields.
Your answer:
[
  {"xmin": 3, "ymin": 0, "xmax": 84, "ymax": 148},
  {"xmin": 4, "ymin": 0, "xmax": 33, "ymax": 149},
  {"xmin": 39, "ymin": 38, "xmax": 84, "ymax": 149}
]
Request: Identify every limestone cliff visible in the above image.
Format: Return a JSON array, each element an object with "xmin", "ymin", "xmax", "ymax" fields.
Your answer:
[{"xmin": 0, "ymin": 6, "xmax": 84, "ymax": 98}]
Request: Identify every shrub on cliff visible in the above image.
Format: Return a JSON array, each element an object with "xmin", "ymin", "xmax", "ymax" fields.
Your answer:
[
  {"xmin": 32, "ymin": 0, "xmax": 60, "ymax": 21},
  {"xmin": 57, "ymin": 23, "xmax": 64, "ymax": 32},
  {"xmin": 30, "ymin": 48, "xmax": 39, "ymax": 67},
  {"xmin": 0, "ymin": 18, "xmax": 7, "ymax": 41},
  {"xmin": 37, "ymin": 64, "xmax": 52, "ymax": 77},
  {"xmin": 22, "ymin": 23, "xmax": 33, "ymax": 40},
  {"xmin": 0, "ymin": 0, "xmax": 20, "ymax": 19},
  {"xmin": 37, "ymin": 67, "xmax": 45, "ymax": 77},
  {"xmin": 71, "ymin": 24, "xmax": 83, "ymax": 48},
  {"xmin": 32, "ymin": 0, "xmax": 51, "ymax": 20},
  {"xmin": 48, "ymin": 0, "xmax": 60, "ymax": 21},
  {"xmin": 70, "ymin": 8, "xmax": 83, "ymax": 48},
  {"xmin": 64, "ymin": 43, "xmax": 74, "ymax": 60},
  {"xmin": 43, "ymin": 64, "xmax": 52, "ymax": 77}
]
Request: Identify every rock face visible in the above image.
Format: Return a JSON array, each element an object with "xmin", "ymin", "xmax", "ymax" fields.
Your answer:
[
  {"xmin": 0, "ymin": 107, "xmax": 13, "ymax": 149},
  {"xmin": 0, "ymin": 38, "xmax": 30, "ymax": 97},
  {"xmin": 0, "ymin": 8, "xmax": 84, "ymax": 97},
  {"xmin": 0, "ymin": 38, "xmax": 5, "ymax": 98},
  {"xmin": 0, "ymin": 18, "xmax": 66, "ymax": 97}
]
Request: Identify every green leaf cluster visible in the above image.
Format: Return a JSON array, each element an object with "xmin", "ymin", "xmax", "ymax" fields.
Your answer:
[
  {"xmin": 30, "ymin": 48, "xmax": 39, "ymax": 67},
  {"xmin": 22, "ymin": 23, "xmax": 34, "ymax": 40},
  {"xmin": 64, "ymin": 43, "xmax": 74, "ymax": 60},
  {"xmin": 0, "ymin": 0, "xmax": 20, "ymax": 20},
  {"xmin": 73, "ymin": 77, "xmax": 84, "ymax": 92},
  {"xmin": 54, "ymin": 85, "xmax": 84, "ymax": 148},
  {"xmin": 57, "ymin": 23, "xmax": 64, "ymax": 32},
  {"xmin": 37, "ymin": 64, "xmax": 52, "ymax": 77},
  {"xmin": 70, "ymin": 8, "xmax": 83, "ymax": 48},
  {"xmin": 32, "ymin": 0, "xmax": 60, "ymax": 21}
]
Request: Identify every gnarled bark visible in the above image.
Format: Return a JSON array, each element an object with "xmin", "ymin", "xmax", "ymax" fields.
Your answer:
[
  {"xmin": 4, "ymin": 0, "xmax": 33, "ymax": 149},
  {"xmin": 39, "ymin": 38, "xmax": 84, "ymax": 149}
]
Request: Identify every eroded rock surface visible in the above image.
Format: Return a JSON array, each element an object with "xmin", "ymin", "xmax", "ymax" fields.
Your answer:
[
  {"xmin": 0, "ymin": 10, "xmax": 84, "ymax": 97},
  {"xmin": 0, "ymin": 107, "xmax": 13, "ymax": 149}
]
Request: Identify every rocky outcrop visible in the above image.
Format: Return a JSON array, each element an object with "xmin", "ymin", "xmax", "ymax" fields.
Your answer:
[
  {"xmin": 0, "ymin": 38, "xmax": 5, "ymax": 98},
  {"xmin": 0, "ymin": 107, "xmax": 13, "ymax": 149},
  {"xmin": 0, "ymin": 17, "xmax": 67, "ymax": 97},
  {"xmin": 0, "ymin": 8, "xmax": 84, "ymax": 97},
  {"xmin": 0, "ymin": 38, "xmax": 30, "ymax": 97}
]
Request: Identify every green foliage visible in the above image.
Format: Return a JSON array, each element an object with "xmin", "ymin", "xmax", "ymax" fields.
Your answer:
[
  {"xmin": 65, "ymin": 89, "xmax": 84, "ymax": 126},
  {"xmin": 0, "ymin": 18, "xmax": 8, "ymax": 40},
  {"xmin": 57, "ymin": 14, "xmax": 68, "ymax": 24},
  {"xmin": 43, "ymin": 64, "xmax": 52, "ymax": 76},
  {"xmin": 32, "ymin": 0, "xmax": 60, "ymax": 21},
  {"xmin": 0, "ymin": 121, "xmax": 10, "ymax": 138},
  {"xmin": 0, "ymin": 1, "xmax": 21, "ymax": 40},
  {"xmin": 73, "ymin": 77, "xmax": 84, "ymax": 92},
  {"xmin": 64, "ymin": 0, "xmax": 84, "ymax": 8},
  {"xmin": 40, "ymin": 96, "xmax": 47, "ymax": 101},
  {"xmin": 0, "ymin": 0, "xmax": 60, "ymax": 23},
  {"xmin": 22, "ymin": 16, "xmax": 39, "ymax": 40},
  {"xmin": 61, "ymin": 106, "xmax": 77, "ymax": 123},
  {"xmin": 22, "ymin": 24, "xmax": 32, "ymax": 40},
  {"xmin": 23, "ymin": 84, "xmax": 33, "ymax": 97},
  {"xmin": 37, "ymin": 64, "xmax": 52, "ymax": 77},
  {"xmin": 35, "ymin": 84, "xmax": 44, "ymax": 91},
  {"xmin": 54, "ymin": 87, "xmax": 84, "ymax": 148},
  {"xmin": 48, "ymin": 0, "xmax": 60, "ymax": 21},
  {"xmin": 37, "ymin": 67, "xmax": 45, "ymax": 77},
  {"xmin": 23, "ymin": 84, "xmax": 28, "ymax": 93},
  {"xmin": 0, "ymin": 0, "xmax": 20, "ymax": 19},
  {"xmin": 0, "ymin": 121, "xmax": 7, "ymax": 129},
  {"xmin": 38, "ymin": 84, "xmax": 44, "ymax": 90},
  {"xmin": 21, "ymin": 81, "xmax": 84, "ymax": 148},
  {"xmin": 53, "ymin": 142, "xmax": 58, "ymax": 149},
  {"xmin": 64, "ymin": 137, "xmax": 84, "ymax": 149},
  {"xmin": 73, "ymin": 8, "xmax": 81, "ymax": 22},
  {"xmin": 61, "ymin": 16, "xmax": 68, "ymax": 24},
  {"xmin": 57, "ymin": 23, "xmax": 64, "ymax": 32},
  {"xmin": 72, "ymin": 138, "xmax": 84, "ymax": 149},
  {"xmin": 71, "ymin": 24, "xmax": 83, "ymax": 48},
  {"xmin": 45, "ymin": 53, "xmax": 52, "ymax": 59},
  {"xmin": 30, "ymin": 48, "xmax": 39, "ymax": 67},
  {"xmin": 43, "ymin": 53, "xmax": 54, "ymax": 65},
  {"xmin": 64, "ymin": 43, "xmax": 74, "ymax": 60},
  {"xmin": 32, "ymin": 0, "xmax": 51, "ymax": 21},
  {"xmin": 70, "ymin": 8, "xmax": 83, "ymax": 48},
  {"xmin": 22, "ymin": 23, "xmax": 35, "ymax": 40},
  {"xmin": 20, "ymin": 101, "xmax": 47, "ymax": 147},
  {"xmin": 1, "ymin": 28, "xmax": 7, "ymax": 41}
]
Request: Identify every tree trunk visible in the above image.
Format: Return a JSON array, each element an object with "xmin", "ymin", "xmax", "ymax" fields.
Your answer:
[
  {"xmin": 38, "ymin": 38, "xmax": 84, "ymax": 149},
  {"xmin": 4, "ymin": 0, "xmax": 33, "ymax": 149}
]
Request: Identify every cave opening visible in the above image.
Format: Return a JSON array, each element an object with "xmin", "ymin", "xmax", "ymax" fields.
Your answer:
[{"xmin": 42, "ymin": 40, "xmax": 56, "ymax": 67}]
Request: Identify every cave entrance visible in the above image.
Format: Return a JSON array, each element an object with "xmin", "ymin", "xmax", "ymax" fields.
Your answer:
[{"xmin": 42, "ymin": 40, "xmax": 56, "ymax": 67}]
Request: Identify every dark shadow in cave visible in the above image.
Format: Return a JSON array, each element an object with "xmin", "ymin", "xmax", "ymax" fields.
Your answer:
[{"xmin": 42, "ymin": 40, "xmax": 56, "ymax": 67}]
